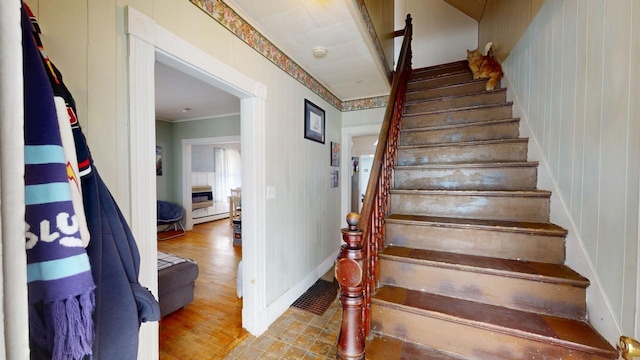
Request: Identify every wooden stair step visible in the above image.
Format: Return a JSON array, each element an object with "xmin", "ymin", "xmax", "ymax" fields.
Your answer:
[
  {"xmin": 366, "ymin": 335, "xmax": 468, "ymax": 360},
  {"xmin": 397, "ymin": 138, "xmax": 529, "ymax": 165},
  {"xmin": 403, "ymin": 103, "xmax": 514, "ymax": 129},
  {"xmin": 394, "ymin": 161, "xmax": 538, "ymax": 191},
  {"xmin": 384, "ymin": 214, "xmax": 567, "ymax": 263},
  {"xmin": 405, "ymin": 89, "xmax": 507, "ymax": 114},
  {"xmin": 411, "ymin": 60, "xmax": 470, "ymax": 81},
  {"xmin": 399, "ymin": 118, "xmax": 520, "ymax": 149},
  {"xmin": 389, "ymin": 189, "xmax": 550, "ymax": 222},
  {"xmin": 406, "ymin": 79, "xmax": 487, "ymax": 102},
  {"xmin": 379, "ymin": 246, "xmax": 588, "ymax": 319},
  {"xmin": 371, "ymin": 286, "xmax": 618, "ymax": 359},
  {"xmin": 408, "ymin": 71, "xmax": 473, "ymax": 91}
]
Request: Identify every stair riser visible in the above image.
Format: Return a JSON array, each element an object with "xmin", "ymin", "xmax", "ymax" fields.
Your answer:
[
  {"xmin": 371, "ymin": 305, "xmax": 609, "ymax": 360},
  {"xmin": 405, "ymin": 91, "xmax": 506, "ymax": 114},
  {"xmin": 400, "ymin": 122, "xmax": 520, "ymax": 146},
  {"xmin": 412, "ymin": 63, "xmax": 470, "ymax": 80},
  {"xmin": 397, "ymin": 141, "xmax": 529, "ymax": 165},
  {"xmin": 390, "ymin": 193, "xmax": 550, "ymax": 222},
  {"xmin": 403, "ymin": 105, "xmax": 513, "ymax": 129},
  {"xmin": 406, "ymin": 81, "xmax": 486, "ymax": 102},
  {"xmin": 385, "ymin": 223, "xmax": 566, "ymax": 263},
  {"xmin": 408, "ymin": 72, "xmax": 473, "ymax": 91},
  {"xmin": 394, "ymin": 166, "xmax": 538, "ymax": 191},
  {"xmin": 379, "ymin": 259, "xmax": 586, "ymax": 319}
]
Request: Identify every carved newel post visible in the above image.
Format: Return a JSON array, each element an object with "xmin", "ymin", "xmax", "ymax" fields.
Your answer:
[{"xmin": 334, "ymin": 212, "xmax": 365, "ymax": 360}]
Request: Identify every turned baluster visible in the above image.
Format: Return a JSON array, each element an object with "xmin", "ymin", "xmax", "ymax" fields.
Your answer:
[{"xmin": 335, "ymin": 212, "xmax": 365, "ymax": 360}]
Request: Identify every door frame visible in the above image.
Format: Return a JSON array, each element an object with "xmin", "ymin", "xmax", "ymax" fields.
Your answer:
[
  {"xmin": 340, "ymin": 125, "xmax": 381, "ymax": 224},
  {"xmin": 126, "ymin": 6, "xmax": 268, "ymax": 359}
]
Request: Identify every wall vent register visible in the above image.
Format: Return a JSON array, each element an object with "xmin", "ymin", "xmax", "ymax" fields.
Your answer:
[{"xmin": 191, "ymin": 185, "xmax": 213, "ymax": 210}]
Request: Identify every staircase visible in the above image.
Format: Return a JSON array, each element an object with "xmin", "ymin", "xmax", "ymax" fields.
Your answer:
[{"xmin": 364, "ymin": 61, "xmax": 618, "ymax": 359}]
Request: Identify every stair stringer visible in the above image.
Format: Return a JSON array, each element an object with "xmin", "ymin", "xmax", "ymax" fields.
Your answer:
[{"xmin": 503, "ymin": 74, "xmax": 621, "ymax": 346}]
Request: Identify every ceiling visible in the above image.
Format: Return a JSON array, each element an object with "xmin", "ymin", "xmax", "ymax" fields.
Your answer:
[
  {"xmin": 155, "ymin": 0, "xmax": 390, "ymax": 122},
  {"xmin": 154, "ymin": 62, "xmax": 240, "ymax": 122},
  {"xmin": 444, "ymin": 0, "xmax": 487, "ymax": 21},
  {"xmin": 225, "ymin": 0, "xmax": 389, "ymax": 101},
  {"xmin": 155, "ymin": 0, "xmax": 483, "ymax": 122}
]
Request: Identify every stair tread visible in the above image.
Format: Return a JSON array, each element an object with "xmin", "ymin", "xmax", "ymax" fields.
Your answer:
[
  {"xmin": 366, "ymin": 335, "xmax": 468, "ymax": 360},
  {"xmin": 381, "ymin": 246, "xmax": 588, "ymax": 286},
  {"xmin": 395, "ymin": 161, "xmax": 538, "ymax": 170},
  {"xmin": 403, "ymin": 102, "xmax": 513, "ymax": 118},
  {"xmin": 412, "ymin": 60, "xmax": 468, "ymax": 74},
  {"xmin": 373, "ymin": 286, "xmax": 617, "ymax": 357},
  {"xmin": 406, "ymin": 78, "xmax": 486, "ymax": 95},
  {"xmin": 405, "ymin": 88, "xmax": 506, "ymax": 106},
  {"xmin": 385, "ymin": 214, "xmax": 567, "ymax": 236},
  {"xmin": 401, "ymin": 118, "xmax": 519, "ymax": 133},
  {"xmin": 408, "ymin": 69, "xmax": 469, "ymax": 84},
  {"xmin": 398, "ymin": 138, "xmax": 528, "ymax": 150},
  {"xmin": 390, "ymin": 188, "xmax": 551, "ymax": 197}
]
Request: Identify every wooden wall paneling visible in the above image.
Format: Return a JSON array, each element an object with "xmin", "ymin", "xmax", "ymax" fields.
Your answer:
[
  {"xmin": 598, "ymin": 0, "xmax": 633, "ymax": 327},
  {"xmin": 363, "ymin": 0, "xmax": 394, "ymax": 71},
  {"xmin": 478, "ymin": 0, "xmax": 546, "ymax": 62},
  {"xmin": 443, "ymin": 0, "xmax": 485, "ymax": 21},
  {"xmin": 580, "ymin": 0, "xmax": 604, "ymax": 262},
  {"xmin": 557, "ymin": 0, "xmax": 578, "ymax": 208}
]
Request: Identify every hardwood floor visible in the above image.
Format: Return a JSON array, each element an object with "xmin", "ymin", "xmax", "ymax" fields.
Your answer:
[{"xmin": 158, "ymin": 219, "xmax": 247, "ymax": 360}]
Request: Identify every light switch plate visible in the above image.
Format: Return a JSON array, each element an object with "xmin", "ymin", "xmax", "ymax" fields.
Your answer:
[{"xmin": 266, "ymin": 186, "xmax": 276, "ymax": 199}]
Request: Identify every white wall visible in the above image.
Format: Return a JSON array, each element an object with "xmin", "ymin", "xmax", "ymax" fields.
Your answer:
[
  {"xmin": 503, "ymin": 0, "xmax": 639, "ymax": 340},
  {"xmin": 24, "ymin": 0, "xmax": 342, "ymax": 337},
  {"xmin": 394, "ymin": 0, "xmax": 478, "ymax": 69}
]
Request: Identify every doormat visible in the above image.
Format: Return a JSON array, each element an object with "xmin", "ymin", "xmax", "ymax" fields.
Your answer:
[{"xmin": 292, "ymin": 279, "xmax": 339, "ymax": 316}]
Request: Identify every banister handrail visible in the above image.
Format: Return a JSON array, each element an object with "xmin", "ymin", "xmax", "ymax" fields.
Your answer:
[
  {"xmin": 359, "ymin": 14, "xmax": 412, "ymax": 230},
  {"xmin": 335, "ymin": 14, "xmax": 412, "ymax": 360}
]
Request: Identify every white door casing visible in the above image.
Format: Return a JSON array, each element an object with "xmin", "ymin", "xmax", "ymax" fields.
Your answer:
[{"xmin": 126, "ymin": 6, "xmax": 268, "ymax": 359}]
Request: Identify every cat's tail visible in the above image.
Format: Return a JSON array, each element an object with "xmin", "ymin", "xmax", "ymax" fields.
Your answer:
[
  {"xmin": 484, "ymin": 42, "xmax": 494, "ymax": 58},
  {"xmin": 486, "ymin": 72, "xmax": 503, "ymax": 91}
]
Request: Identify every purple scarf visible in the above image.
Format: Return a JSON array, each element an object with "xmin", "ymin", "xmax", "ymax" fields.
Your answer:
[{"xmin": 22, "ymin": 3, "xmax": 95, "ymax": 359}]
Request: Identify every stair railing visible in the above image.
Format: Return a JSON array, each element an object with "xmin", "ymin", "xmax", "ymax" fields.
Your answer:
[{"xmin": 335, "ymin": 14, "xmax": 412, "ymax": 360}]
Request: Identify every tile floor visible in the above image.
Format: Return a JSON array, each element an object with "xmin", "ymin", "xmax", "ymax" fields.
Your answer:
[{"xmin": 224, "ymin": 271, "xmax": 342, "ymax": 360}]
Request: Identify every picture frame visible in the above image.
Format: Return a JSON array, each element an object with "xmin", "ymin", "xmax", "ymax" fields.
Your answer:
[
  {"xmin": 331, "ymin": 170, "xmax": 339, "ymax": 188},
  {"xmin": 156, "ymin": 146, "xmax": 163, "ymax": 176},
  {"xmin": 331, "ymin": 142, "xmax": 340, "ymax": 167},
  {"xmin": 304, "ymin": 99, "xmax": 325, "ymax": 144}
]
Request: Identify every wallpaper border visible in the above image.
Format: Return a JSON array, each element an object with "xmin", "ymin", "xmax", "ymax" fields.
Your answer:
[{"xmin": 190, "ymin": 0, "xmax": 388, "ymax": 112}]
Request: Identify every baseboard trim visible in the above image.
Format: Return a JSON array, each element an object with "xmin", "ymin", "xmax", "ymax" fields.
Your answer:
[
  {"xmin": 265, "ymin": 251, "xmax": 339, "ymax": 330},
  {"xmin": 503, "ymin": 75, "xmax": 621, "ymax": 345}
]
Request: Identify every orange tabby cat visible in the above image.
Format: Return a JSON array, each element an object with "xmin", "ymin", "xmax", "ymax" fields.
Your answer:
[{"xmin": 466, "ymin": 46, "xmax": 503, "ymax": 91}]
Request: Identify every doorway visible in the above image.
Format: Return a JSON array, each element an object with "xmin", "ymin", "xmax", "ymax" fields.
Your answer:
[{"xmin": 127, "ymin": 7, "xmax": 268, "ymax": 358}]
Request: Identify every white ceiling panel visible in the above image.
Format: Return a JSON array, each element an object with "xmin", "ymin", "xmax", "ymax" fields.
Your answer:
[
  {"xmin": 227, "ymin": 0, "xmax": 389, "ymax": 100},
  {"xmin": 154, "ymin": 62, "xmax": 240, "ymax": 122},
  {"xmin": 155, "ymin": 0, "xmax": 390, "ymax": 121}
]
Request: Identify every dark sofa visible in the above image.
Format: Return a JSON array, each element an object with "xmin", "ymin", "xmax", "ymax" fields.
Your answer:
[{"xmin": 157, "ymin": 251, "xmax": 199, "ymax": 317}]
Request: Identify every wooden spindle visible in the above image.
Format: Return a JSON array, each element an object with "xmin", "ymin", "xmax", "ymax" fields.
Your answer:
[{"xmin": 335, "ymin": 212, "xmax": 365, "ymax": 360}]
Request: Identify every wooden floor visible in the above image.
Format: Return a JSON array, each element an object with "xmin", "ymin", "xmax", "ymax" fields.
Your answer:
[{"xmin": 158, "ymin": 219, "xmax": 247, "ymax": 360}]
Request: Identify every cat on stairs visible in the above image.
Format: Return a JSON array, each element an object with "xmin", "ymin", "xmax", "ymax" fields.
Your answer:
[{"xmin": 466, "ymin": 42, "xmax": 503, "ymax": 91}]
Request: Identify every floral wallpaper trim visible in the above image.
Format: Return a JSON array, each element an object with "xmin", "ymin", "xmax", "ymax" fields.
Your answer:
[
  {"xmin": 190, "ymin": 0, "xmax": 388, "ymax": 112},
  {"xmin": 342, "ymin": 96, "xmax": 388, "ymax": 112},
  {"xmin": 352, "ymin": 0, "xmax": 393, "ymax": 83}
]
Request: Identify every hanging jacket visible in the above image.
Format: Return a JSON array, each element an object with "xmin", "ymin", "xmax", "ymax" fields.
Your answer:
[{"xmin": 23, "ymin": 3, "xmax": 160, "ymax": 359}]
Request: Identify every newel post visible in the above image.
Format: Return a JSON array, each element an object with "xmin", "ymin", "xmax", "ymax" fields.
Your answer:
[{"xmin": 335, "ymin": 212, "xmax": 365, "ymax": 360}]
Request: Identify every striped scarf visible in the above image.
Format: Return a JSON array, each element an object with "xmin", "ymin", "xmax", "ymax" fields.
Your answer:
[{"xmin": 22, "ymin": 4, "xmax": 95, "ymax": 359}]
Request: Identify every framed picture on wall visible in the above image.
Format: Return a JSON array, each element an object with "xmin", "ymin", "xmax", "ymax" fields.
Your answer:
[
  {"xmin": 331, "ymin": 141, "xmax": 340, "ymax": 167},
  {"xmin": 304, "ymin": 99, "xmax": 325, "ymax": 144},
  {"xmin": 156, "ymin": 146, "xmax": 163, "ymax": 176},
  {"xmin": 331, "ymin": 169, "xmax": 339, "ymax": 188}
]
